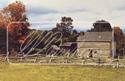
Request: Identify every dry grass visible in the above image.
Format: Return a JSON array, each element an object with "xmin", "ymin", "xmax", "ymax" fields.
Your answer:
[{"xmin": 0, "ymin": 63, "xmax": 125, "ymax": 81}]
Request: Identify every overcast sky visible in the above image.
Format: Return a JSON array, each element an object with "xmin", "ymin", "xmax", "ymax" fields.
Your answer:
[{"xmin": 0, "ymin": 0, "xmax": 125, "ymax": 30}]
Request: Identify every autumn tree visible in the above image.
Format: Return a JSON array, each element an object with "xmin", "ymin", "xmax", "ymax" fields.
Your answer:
[
  {"xmin": 114, "ymin": 26, "xmax": 124, "ymax": 56},
  {"xmin": 0, "ymin": 11, "xmax": 5, "ymax": 28},
  {"xmin": 2, "ymin": 1, "xmax": 29, "ymax": 35},
  {"xmin": 0, "ymin": 1, "xmax": 30, "ymax": 53}
]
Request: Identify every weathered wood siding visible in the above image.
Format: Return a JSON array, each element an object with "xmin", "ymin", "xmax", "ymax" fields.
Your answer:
[{"xmin": 77, "ymin": 42, "xmax": 111, "ymax": 58}]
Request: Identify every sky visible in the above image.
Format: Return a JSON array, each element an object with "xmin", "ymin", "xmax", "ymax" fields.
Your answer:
[{"xmin": 0, "ymin": 0, "xmax": 125, "ymax": 30}]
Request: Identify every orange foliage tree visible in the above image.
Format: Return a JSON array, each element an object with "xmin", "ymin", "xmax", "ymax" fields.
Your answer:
[
  {"xmin": 114, "ymin": 26, "xmax": 124, "ymax": 56},
  {"xmin": 0, "ymin": 11, "xmax": 5, "ymax": 29},
  {"xmin": 2, "ymin": 1, "xmax": 30, "ymax": 34},
  {"xmin": 0, "ymin": 1, "xmax": 30, "ymax": 52}
]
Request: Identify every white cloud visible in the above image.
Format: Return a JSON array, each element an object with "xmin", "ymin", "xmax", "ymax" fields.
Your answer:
[{"xmin": 1, "ymin": 0, "xmax": 125, "ymax": 30}]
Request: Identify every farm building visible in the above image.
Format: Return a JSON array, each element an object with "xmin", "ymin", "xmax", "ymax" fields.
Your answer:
[{"xmin": 77, "ymin": 31, "xmax": 116, "ymax": 58}]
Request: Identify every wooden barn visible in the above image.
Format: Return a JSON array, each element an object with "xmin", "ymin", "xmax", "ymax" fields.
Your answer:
[{"xmin": 77, "ymin": 32, "xmax": 116, "ymax": 58}]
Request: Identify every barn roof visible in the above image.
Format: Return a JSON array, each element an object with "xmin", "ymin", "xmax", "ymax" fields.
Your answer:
[{"xmin": 77, "ymin": 32, "xmax": 112, "ymax": 42}]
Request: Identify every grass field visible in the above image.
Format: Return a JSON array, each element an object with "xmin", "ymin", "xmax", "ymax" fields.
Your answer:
[{"xmin": 0, "ymin": 63, "xmax": 125, "ymax": 81}]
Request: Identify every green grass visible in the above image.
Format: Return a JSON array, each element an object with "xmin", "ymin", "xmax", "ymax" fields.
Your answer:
[{"xmin": 0, "ymin": 63, "xmax": 125, "ymax": 81}]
